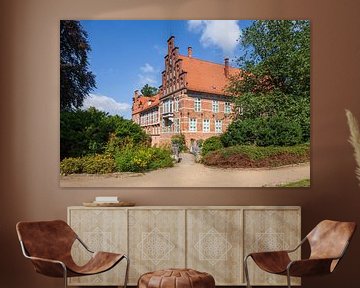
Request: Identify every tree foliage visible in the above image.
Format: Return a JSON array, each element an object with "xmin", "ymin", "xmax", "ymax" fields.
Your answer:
[
  {"xmin": 141, "ymin": 84, "xmax": 158, "ymax": 97},
  {"xmin": 60, "ymin": 20, "xmax": 96, "ymax": 111},
  {"xmin": 225, "ymin": 20, "xmax": 310, "ymax": 145},
  {"xmin": 60, "ymin": 107, "xmax": 148, "ymax": 159},
  {"xmin": 229, "ymin": 20, "xmax": 310, "ymax": 97}
]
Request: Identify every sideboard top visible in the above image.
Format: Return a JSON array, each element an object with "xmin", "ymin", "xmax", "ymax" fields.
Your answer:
[{"xmin": 68, "ymin": 205, "xmax": 301, "ymax": 210}]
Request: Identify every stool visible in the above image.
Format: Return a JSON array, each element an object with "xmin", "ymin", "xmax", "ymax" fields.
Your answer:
[{"xmin": 138, "ymin": 268, "xmax": 215, "ymax": 288}]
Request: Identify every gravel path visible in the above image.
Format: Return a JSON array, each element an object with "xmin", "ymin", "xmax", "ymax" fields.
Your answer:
[{"xmin": 60, "ymin": 153, "xmax": 310, "ymax": 187}]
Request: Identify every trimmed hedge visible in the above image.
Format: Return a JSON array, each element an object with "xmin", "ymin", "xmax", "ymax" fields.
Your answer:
[
  {"xmin": 201, "ymin": 136, "xmax": 224, "ymax": 156},
  {"xmin": 202, "ymin": 144, "xmax": 310, "ymax": 168},
  {"xmin": 221, "ymin": 116, "xmax": 303, "ymax": 147}
]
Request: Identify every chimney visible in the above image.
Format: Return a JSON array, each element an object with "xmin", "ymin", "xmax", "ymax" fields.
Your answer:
[
  {"xmin": 224, "ymin": 58, "xmax": 229, "ymax": 78},
  {"xmin": 188, "ymin": 47, "xmax": 192, "ymax": 58}
]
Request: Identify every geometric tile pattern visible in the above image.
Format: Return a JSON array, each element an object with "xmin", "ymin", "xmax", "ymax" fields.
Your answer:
[
  {"xmin": 128, "ymin": 209, "xmax": 186, "ymax": 284},
  {"xmin": 187, "ymin": 209, "xmax": 243, "ymax": 285},
  {"xmin": 194, "ymin": 227, "xmax": 232, "ymax": 265},
  {"xmin": 138, "ymin": 228, "xmax": 175, "ymax": 265},
  {"xmin": 252, "ymin": 228, "xmax": 287, "ymax": 252}
]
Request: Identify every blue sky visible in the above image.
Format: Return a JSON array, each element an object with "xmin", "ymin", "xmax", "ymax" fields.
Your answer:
[{"xmin": 80, "ymin": 20, "xmax": 253, "ymax": 119}]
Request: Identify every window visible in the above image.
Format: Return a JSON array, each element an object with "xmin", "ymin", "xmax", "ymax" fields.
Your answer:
[
  {"xmin": 194, "ymin": 98, "xmax": 201, "ymax": 112},
  {"xmin": 189, "ymin": 119, "xmax": 197, "ymax": 132},
  {"xmin": 212, "ymin": 100, "xmax": 219, "ymax": 113},
  {"xmin": 174, "ymin": 118, "xmax": 180, "ymax": 133},
  {"xmin": 225, "ymin": 102, "xmax": 231, "ymax": 114},
  {"xmin": 215, "ymin": 120, "xmax": 222, "ymax": 133},
  {"xmin": 174, "ymin": 97, "xmax": 179, "ymax": 112},
  {"xmin": 203, "ymin": 119, "xmax": 210, "ymax": 132},
  {"xmin": 163, "ymin": 99, "xmax": 173, "ymax": 114}
]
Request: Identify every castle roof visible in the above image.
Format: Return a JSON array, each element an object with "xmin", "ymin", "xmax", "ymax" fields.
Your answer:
[
  {"xmin": 179, "ymin": 55, "xmax": 241, "ymax": 95},
  {"xmin": 132, "ymin": 93, "xmax": 160, "ymax": 115}
]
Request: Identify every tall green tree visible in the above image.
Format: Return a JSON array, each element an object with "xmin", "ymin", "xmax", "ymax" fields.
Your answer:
[
  {"xmin": 224, "ymin": 20, "xmax": 310, "ymax": 145},
  {"xmin": 141, "ymin": 84, "xmax": 158, "ymax": 96},
  {"xmin": 60, "ymin": 20, "xmax": 96, "ymax": 111},
  {"xmin": 229, "ymin": 20, "xmax": 310, "ymax": 97}
]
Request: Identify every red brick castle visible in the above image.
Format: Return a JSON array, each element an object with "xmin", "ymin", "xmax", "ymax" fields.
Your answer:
[{"xmin": 132, "ymin": 36, "xmax": 239, "ymax": 147}]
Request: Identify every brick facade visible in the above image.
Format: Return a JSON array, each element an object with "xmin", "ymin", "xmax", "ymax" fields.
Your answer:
[{"xmin": 132, "ymin": 36, "xmax": 239, "ymax": 148}]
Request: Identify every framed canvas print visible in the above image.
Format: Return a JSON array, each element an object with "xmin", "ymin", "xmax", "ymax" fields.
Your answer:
[{"xmin": 60, "ymin": 20, "xmax": 310, "ymax": 187}]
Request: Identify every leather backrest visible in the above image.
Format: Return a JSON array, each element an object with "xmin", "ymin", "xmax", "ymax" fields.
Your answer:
[
  {"xmin": 16, "ymin": 220, "xmax": 77, "ymax": 261},
  {"xmin": 307, "ymin": 220, "xmax": 356, "ymax": 260}
]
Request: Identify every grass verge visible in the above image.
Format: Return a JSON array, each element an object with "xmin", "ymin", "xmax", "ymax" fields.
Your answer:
[{"xmin": 277, "ymin": 179, "xmax": 310, "ymax": 187}]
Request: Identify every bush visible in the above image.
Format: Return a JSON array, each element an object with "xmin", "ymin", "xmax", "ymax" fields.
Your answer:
[
  {"xmin": 201, "ymin": 136, "xmax": 224, "ymax": 156},
  {"xmin": 221, "ymin": 116, "xmax": 303, "ymax": 147},
  {"xmin": 60, "ymin": 154, "xmax": 116, "ymax": 175},
  {"xmin": 60, "ymin": 157, "xmax": 83, "ymax": 175},
  {"xmin": 148, "ymin": 148, "xmax": 174, "ymax": 170},
  {"xmin": 115, "ymin": 146, "xmax": 173, "ymax": 172},
  {"xmin": 202, "ymin": 144, "xmax": 310, "ymax": 168},
  {"xmin": 60, "ymin": 107, "xmax": 149, "ymax": 160},
  {"xmin": 82, "ymin": 154, "xmax": 115, "ymax": 174},
  {"xmin": 171, "ymin": 134, "xmax": 186, "ymax": 152}
]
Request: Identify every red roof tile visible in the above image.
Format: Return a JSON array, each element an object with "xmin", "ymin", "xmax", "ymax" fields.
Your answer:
[
  {"xmin": 179, "ymin": 55, "xmax": 241, "ymax": 95},
  {"xmin": 132, "ymin": 94, "xmax": 160, "ymax": 115}
]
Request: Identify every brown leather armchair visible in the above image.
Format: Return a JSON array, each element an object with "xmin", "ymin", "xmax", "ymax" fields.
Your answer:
[
  {"xmin": 16, "ymin": 220, "xmax": 129, "ymax": 288},
  {"xmin": 244, "ymin": 220, "xmax": 356, "ymax": 288}
]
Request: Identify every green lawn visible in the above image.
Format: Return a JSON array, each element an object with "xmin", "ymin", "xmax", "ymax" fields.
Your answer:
[{"xmin": 278, "ymin": 179, "xmax": 310, "ymax": 187}]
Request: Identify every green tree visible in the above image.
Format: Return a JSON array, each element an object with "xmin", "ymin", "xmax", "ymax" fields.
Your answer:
[
  {"xmin": 141, "ymin": 84, "xmax": 158, "ymax": 96},
  {"xmin": 60, "ymin": 107, "xmax": 114, "ymax": 159},
  {"xmin": 226, "ymin": 20, "xmax": 310, "ymax": 144},
  {"xmin": 60, "ymin": 20, "xmax": 96, "ymax": 111},
  {"xmin": 229, "ymin": 20, "xmax": 310, "ymax": 97}
]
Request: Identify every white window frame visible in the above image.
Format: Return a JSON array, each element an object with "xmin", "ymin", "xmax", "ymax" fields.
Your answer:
[
  {"xmin": 174, "ymin": 118, "xmax": 180, "ymax": 133},
  {"xmin": 189, "ymin": 118, "xmax": 197, "ymax": 132},
  {"xmin": 212, "ymin": 100, "xmax": 219, "ymax": 113},
  {"xmin": 194, "ymin": 98, "xmax": 201, "ymax": 112},
  {"xmin": 174, "ymin": 97, "xmax": 179, "ymax": 112},
  {"xmin": 215, "ymin": 120, "xmax": 222, "ymax": 133},
  {"xmin": 225, "ymin": 102, "xmax": 231, "ymax": 114},
  {"xmin": 203, "ymin": 119, "xmax": 210, "ymax": 133}
]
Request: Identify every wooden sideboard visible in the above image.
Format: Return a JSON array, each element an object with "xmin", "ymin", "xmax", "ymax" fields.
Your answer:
[{"xmin": 67, "ymin": 206, "xmax": 301, "ymax": 286}]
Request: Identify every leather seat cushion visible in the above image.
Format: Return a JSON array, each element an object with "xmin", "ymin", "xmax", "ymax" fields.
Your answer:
[{"xmin": 138, "ymin": 268, "xmax": 215, "ymax": 288}]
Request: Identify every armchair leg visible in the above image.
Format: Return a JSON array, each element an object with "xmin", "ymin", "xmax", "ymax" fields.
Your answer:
[
  {"xmin": 286, "ymin": 269, "xmax": 292, "ymax": 288},
  {"xmin": 244, "ymin": 255, "xmax": 252, "ymax": 288},
  {"xmin": 123, "ymin": 255, "xmax": 130, "ymax": 288},
  {"xmin": 62, "ymin": 264, "xmax": 68, "ymax": 288}
]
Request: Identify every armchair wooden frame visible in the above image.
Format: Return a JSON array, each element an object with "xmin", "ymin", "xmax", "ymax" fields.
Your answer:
[
  {"xmin": 244, "ymin": 220, "xmax": 356, "ymax": 288},
  {"xmin": 16, "ymin": 220, "xmax": 129, "ymax": 288}
]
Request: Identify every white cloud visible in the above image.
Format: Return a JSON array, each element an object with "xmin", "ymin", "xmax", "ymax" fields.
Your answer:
[
  {"xmin": 187, "ymin": 20, "xmax": 204, "ymax": 32},
  {"xmin": 140, "ymin": 63, "xmax": 155, "ymax": 73},
  {"xmin": 82, "ymin": 94, "xmax": 131, "ymax": 116},
  {"xmin": 138, "ymin": 74, "xmax": 157, "ymax": 86},
  {"xmin": 187, "ymin": 20, "xmax": 241, "ymax": 56},
  {"xmin": 138, "ymin": 63, "xmax": 159, "ymax": 87}
]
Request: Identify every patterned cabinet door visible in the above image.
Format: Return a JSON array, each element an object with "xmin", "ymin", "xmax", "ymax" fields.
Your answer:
[
  {"xmin": 68, "ymin": 208, "xmax": 128, "ymax": 286},
  {"xmin": 187, "ymin": 209, "xmax": 243, "ymax": 285},
  {"xmin": 243, "ymin": 208, "xmax": 301, "ymax": 286},
  {"xmin": 128, "ymin": 209, "xmax": 186, "ymax": 284}
]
